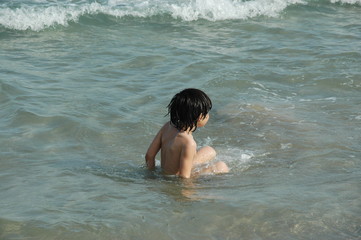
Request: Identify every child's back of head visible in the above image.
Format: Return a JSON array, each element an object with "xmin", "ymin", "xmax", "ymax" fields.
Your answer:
[{"xmin": 167, "ymin": 88, "xmax": 212, "ymax": 132}]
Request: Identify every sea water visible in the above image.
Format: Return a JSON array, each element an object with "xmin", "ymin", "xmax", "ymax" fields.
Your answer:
[{"xmin": 0, "ymin": 0, "xmax": 360, "ymax": 239}]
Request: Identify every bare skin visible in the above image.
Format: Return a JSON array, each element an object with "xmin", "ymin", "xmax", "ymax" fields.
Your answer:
[{"xmin": 145, "ymin": 114, "xmax": 229, "ymax": 178}]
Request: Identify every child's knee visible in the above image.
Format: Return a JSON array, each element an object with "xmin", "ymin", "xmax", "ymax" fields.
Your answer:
[
  {"xmin": 214, "ymin": 161, "xmax": 229, "ymax": 173},
  {"xmin": 194, "ymin": 146, "xmax": 217, "ymax": 166},
  {"xmin": 204, "ymin": 146, "xmax": 217, "ymax": 159}
]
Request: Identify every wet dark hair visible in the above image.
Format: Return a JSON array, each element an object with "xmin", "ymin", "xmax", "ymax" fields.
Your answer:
[{"xmin": 167, "ymin": 88, "xmax": 212, "ymax": 132}]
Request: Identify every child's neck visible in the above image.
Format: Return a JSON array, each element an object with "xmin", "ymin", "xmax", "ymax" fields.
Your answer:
[{"xmin": 169, "ymin": 122, "xmax": 193, "ymax": 134}]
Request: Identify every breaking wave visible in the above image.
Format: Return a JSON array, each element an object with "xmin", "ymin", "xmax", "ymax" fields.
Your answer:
[
  {"xmin": 0, "ymin": 0, "xmax": 359, "ymax": 31},
  {"xmin": 1, "ymin": 0, "xmax": 304, "ymax": 31}
]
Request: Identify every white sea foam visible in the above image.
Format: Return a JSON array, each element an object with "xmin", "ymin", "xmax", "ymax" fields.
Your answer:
[
  {"xmin": 330, "ymin": 0, "xmax": 361, "ymax": 5},
  {"xmin": 217, "ymin": 148, "xmax": 264, "ymax": 172},
  {"xmin": 170, "ymin": 0, "xmax": 305, "ymax": 21},
  {"xmin": 1, "ymin": 0, "xmax": 358, "ymax": 31},
  {"xmin": 0, "ymin": 0, "xmax": 306, "ymax": 31},
  {"xmin": 0, "ymin": 3, "xmax": 103, "ymax": 31}
]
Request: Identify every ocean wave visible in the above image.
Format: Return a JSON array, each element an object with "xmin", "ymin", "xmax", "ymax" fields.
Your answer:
[
  {"xmin": 0, "ymin": 0, "xmax": 305, "ymax": 31},
  {"xmin": 0, "ymin": 0, "xmax": 359, "ymax": 31},
  {"xmin": 0, "ymin": 3, "xmax": 104, "ymax": 31},
  {"xmin": 330, "ymin": 0, "xmax": 361, "ymax": 4}
]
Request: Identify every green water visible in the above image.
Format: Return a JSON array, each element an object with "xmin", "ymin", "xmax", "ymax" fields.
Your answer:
[{"xmin": 1, "ymin": 0, "xmax": 361, "ymax": 239}]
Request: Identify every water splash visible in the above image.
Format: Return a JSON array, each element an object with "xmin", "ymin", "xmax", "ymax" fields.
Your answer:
[{"xmin": 0, "ymin": 0, "xmax": 307, "ymax": 31}]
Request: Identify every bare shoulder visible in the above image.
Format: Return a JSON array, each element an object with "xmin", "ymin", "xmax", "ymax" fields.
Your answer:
[
  {"xmin": 178, "ymin": 132, "xmax": 196, "ymax": 148},
  {"xmin": 160, "ymin": 121, "xmax": 170, "ymax": 132},
  {"xmin": 157, "ymin": 121, "xmax": 171, "ymax": 137},
  {"xmin": 161, "ymin": 122, "xmax": 196, "ymax": 149}
]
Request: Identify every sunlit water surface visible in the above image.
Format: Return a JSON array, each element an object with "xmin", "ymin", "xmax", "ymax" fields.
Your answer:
[{"xmin": 1, "ymin": 0, "xmax": 360, "ymax": 239}]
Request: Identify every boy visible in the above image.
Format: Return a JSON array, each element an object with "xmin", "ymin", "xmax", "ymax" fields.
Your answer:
[{"xmin": 145, "ymin": 88, "xmax": 229, "ymax": 178}]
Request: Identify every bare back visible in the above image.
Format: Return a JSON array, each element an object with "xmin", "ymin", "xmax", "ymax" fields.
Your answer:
[{"xmin": 160, "ymin": 122, "xmax": 196, "ymax": 175}]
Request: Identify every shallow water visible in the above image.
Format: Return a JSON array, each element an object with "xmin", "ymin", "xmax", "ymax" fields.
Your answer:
[{"xmin": 1, "ymin": 0, "xmax": 361, "ymax": 239}]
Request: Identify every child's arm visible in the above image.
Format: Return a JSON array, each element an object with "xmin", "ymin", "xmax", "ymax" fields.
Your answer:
[
  {"xmin": 178, "ymin": 140, "xmax": 196, "ymax": 178},
  {"xmin": 145, "ymin": 126, "xmax": 163, "ymax": 170}
]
